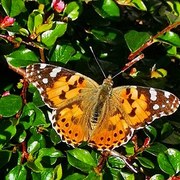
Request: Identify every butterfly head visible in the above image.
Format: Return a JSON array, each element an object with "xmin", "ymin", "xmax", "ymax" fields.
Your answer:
[
  {"xmin": 103, "ymin": 75, "xmax": 113, "ymax": 86},
  {"xmin": 101, "ymin": 75, "xmax": 114, "ymax": 93}
]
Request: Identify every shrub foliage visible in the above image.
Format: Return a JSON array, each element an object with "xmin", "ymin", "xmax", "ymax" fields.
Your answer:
[{"xmin": 0, "ymin": 0, "xmax": 180, "ymax": 179}]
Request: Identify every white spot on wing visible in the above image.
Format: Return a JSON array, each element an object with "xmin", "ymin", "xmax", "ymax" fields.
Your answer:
[
  {"xmin": 152, "ymin": 114, "xmax": 157, "ymax": 119},
  {"xmin": 30, "ymin": 72, "xmax": 34, "ymax": 76},
  {"xmin": 40, "ymin": 64, "xmax": 47, "ymax": 69},
  {"xmin": 33, "ymin": 82, "xmax": 39, "ymax": 87},
  {"xmin": 38, "ymin": 87, "xmax": 44, "ymax": 93},
  {"xmin": 42, "ymin": 78, "xmax": 48, "ymax": 84},
  {"xmin": 153, "ymin": 104, "xmax": 159, "ymax": 110},
  {"xmin": 159, "ymin": 112, "xmax": 166, "ymax": 117},
  {"xmin": 164, "ymin": 91, "xmax": 171, "ymax": 98},
  {"xmin": 50, "ymin": 67, "xmax": 62, "ymax": 77},
  {"xmin": 149, "ymin": 88, "xmax": 157, "ymax": 101}
]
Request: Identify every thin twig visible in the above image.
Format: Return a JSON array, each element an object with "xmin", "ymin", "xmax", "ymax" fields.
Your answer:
[
  {"xmin": 8, "ymin": 63, "xmax": 26, "ymax": 77},
  {"xmin": 128, "ymin": 21, "xmax": 180, "ymax": 60}
]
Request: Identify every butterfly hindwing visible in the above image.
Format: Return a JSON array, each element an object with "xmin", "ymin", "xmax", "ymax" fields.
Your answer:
[
  {"xmin": 51, "ymin": 88, "xmax": 103, "ymax": 147},
  {"xmin": 88, "ymin": 100, "xmax": 134, "ymax": 150}
]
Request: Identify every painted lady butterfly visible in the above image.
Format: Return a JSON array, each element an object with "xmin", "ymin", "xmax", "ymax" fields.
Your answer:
[{"xmin": 26, "ymin": 63, "xmax": 180, "ymax": 151}]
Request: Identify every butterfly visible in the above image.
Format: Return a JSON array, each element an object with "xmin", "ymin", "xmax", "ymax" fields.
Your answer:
[{"xmin": 26, "ymin": 63, "xmax": 180, "ymax": 151}]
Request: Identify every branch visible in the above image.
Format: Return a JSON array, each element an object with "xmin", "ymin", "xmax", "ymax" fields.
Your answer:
[{"xmin": 128, "ymin": 21, "xmax": 180, "ymax": 60}]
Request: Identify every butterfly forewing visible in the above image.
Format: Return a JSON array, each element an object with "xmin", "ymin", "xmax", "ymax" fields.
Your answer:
[
  {"xmin": 113, "ymin": 86, "xmax": 180, "ymax": 129},
  {"xmin": 26, "ymin": 63, "xmax": 98, "ymax": 109}
]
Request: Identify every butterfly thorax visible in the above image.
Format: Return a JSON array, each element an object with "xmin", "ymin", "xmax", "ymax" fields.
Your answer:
[{"xmin": 90, "ymin": 75, "xmax": 113, "ymax": 130}]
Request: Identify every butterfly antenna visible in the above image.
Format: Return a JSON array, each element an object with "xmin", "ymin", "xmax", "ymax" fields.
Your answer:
[
  {"xmin": 112, "ymin": 54, "xmax": 144, "ymax": 79},
  {"xmin": 89, "ymin": 46, "xmax": 106, "ymax": 78}
]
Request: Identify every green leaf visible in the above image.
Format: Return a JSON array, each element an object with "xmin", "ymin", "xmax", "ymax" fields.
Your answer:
[
  {"xmin": 124, "ymin": 142, "xmax": 135, "ymax": 156},
  {"xmin": 90, "ymin": 27, "xmax": 122, "ymax": 44},
  {"xmin": 28, "ymin": 82, "xmax": 45, "ymax": 98},
  {"xmin": 64, "ymin": 173, "xmax": 86, "ymax": 180},
  {"xmin": 144, "ymin": 125, "xmax": 157, "ymax": 141},
  {"xmin": 157, "ymin": 148, "xmax": 180, "ymax": 175},
  {"xmin": 41, "ymin": 22, "xmax": 67, "ymax": 47},
  {"xmin": 37, "ymin": 0, "xmax": 50, "ymax": 5},
  {"xmin": 31, "ymin": 168, "xmax": 54, "ymax": 179},
  {"xmin": 150, "ymin": 174, "xmax": 165, "ymax": 180},
  {"xmin": 64, "ymin": 1, "xmax": 82, "ymax": 21},
  {"xmin": 137, "ymin": 157, "xmax": 155, "ymax": 169},
  {"xmin": 131, "ymin": 0, "xmax": 147, "ymax": 11},
  {"xmin": 36, "ymin": 23, "xmax": 53, "ymax": 34},
  {"xmin": 0, "ymin": 150, "xmax": 12, "ymax": 169},
  {"xmin": 85, "ymin": 170, "xmax": 102, "ymax": 180},
  {"xmin": 115, "ymin": 0, "xmax": 147, "ymax": 11},
  {"xmin": 5, "ymin": 165, "xmax": 27, "ymax": 180},
  {"xmin": 124, "ymin": 30, "xmax": 151, "ymax": 52},
  {"xmin": 5, "ymin": 47, "xmax": 39, "ymax": 67},
  {"xmin": 93, "ymin": 0, "xmax": 120, "ymax": 20},
  {"xmin": 120, "ymin": 171, "xmax": 135, "ymax": 180},
  {"xmin": 14, "ymin": 128, "xmax": 27, "ymax": 143},
  {"xmin": 50, "ymin": 129, "xmax": 61, "ymax": 145},
  {"xmin": 0, "ymin": 119, "xmax": 16, "ymax": 149},
  {"xmin": 162, "ymin": 131, "xmax": 180, "ymax": 145},
  {"xmin": 54, "ymin": 164, "xmax": 63, "ymax": 180},
  {"xmin": 66, "ymin": 148, "xmax": 96, "ymax": 173},
  {"xmin": 157, "ymin": 31, "xmax": 180, "ymax": 46},
  {"xmin": 166, "ymin": 149, "xmax": 180, "ymax": 174},
  {"xmin": 20, "ymin": 102, "xmax": 46, "ymax": 129},
  {"xmin": 0, "ymin": 95, "xmax": 22, "ymax": 117},
  {"xmin": 145, "ymin": 142, "xmax": 168, "ymax": 156},
  {"xmin": 161, "ymin": 122, "xmax": 173, "ymax": 137},
  {"xmin": 108, "ymin": 156, "xmax": 126, "ymax": 169},
  {"xmin": 50, "ymin": 44, "xmax": 76, "ymax": 64},
  {"xmin": 1, "ymin": 0, "xmax": 26, "ymax": 17},
  {"xmin": 32, "ymin": 90, "xmax": 45, "ymax": 107},
  {"xmin": 28, "ymin": 10, "xmax": 43, "ymax": 34},
  {"xmin": 19, "ymin": 28, "xmax": 30, "ymax": 37},
  {"xmin": 27, "ymin": 161, "xmax": 42, "ymax": 173},
  {"xmin": 107, "ymin": 167, "xmax": 123, "ymax": 179},
  {"xmin": 28, "ymin": 141, "xmax": 40, "ymax": 155},
  {"xmin": 27, "ymin": 127, "xmax": 46, "ymax": 154},
  {"xmin": 167, "ymin": 0, "xmax": 180, "ymax": 16},
  {"xmin": 167, "ymin": 46, "xmax": 177, "ymax": 56},
  {"xmin": 34, "ymin": 147, "xmax": 63, "ymax": 170}
]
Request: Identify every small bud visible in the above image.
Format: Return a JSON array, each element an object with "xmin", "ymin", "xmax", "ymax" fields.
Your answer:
[
  {"xmin": 2, "ymin": 91, "xmax": 10, "ymax": 97},
  {"xmin": 0, "ymin": 16, "xmax": 15, "ymax": 28},
  {"xmin": 51, "ymin": 0, "xmax": 65, "ymax": 13}
]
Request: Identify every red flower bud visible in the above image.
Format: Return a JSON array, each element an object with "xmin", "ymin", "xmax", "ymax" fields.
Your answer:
[
  {"xmin": 2, "ymin": 91, "xmax": 10, "ymax": 97},
  {"xmin": 0, "ymin": 16, "xmax": 15, "ymax": 28},
  {"xmin": 51, "ymin": 0, "xmax": 65, "ymax": 13}
]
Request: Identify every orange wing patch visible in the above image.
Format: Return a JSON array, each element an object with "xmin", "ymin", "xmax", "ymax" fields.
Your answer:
[
  {"xmin": 26, "ymin": 64, "xmax": 98, "ymax": 109},
  {"xmin": 89, "ymin": 108, "xmax": 133, "ymax": 151},
  {"xmin": 45, "ymin": 75, "xmax": 86, "ymax": 107},
  {"xmin": 51, "ymin": 102, "xmax": 88, "ymax": 147},
  {"xmin": 114, "ymin": 86, "xmax": 179, "ymax": 129}
]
